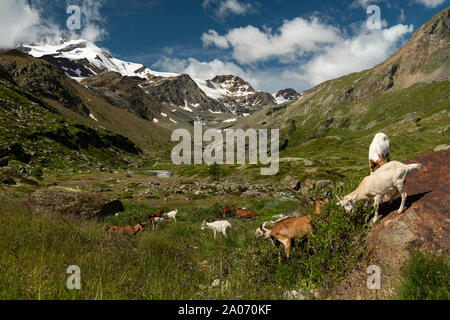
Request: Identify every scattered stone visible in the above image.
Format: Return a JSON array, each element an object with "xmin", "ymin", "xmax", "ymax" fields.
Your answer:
[{"xmin": 434, "ymin": 144, "xmax": 450, "ymax": 152}]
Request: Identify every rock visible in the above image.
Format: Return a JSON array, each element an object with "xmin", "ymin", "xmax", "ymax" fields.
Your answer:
[
  {"xmin": 1, "ymin": 175, "xmax": 16, "ymax": 185},
  {"xmin": 316, "ymin": 180, "xmax": 332, "ymax": 190},
  {"xmin": 434, "ymin": 144, "xmax": 450, "ymax": 152},
  {"xmin": 26, "ymin": 186, "xmax": 124, "ymax": 220},
  {"xmin": 97, "ymin": 200, "xmax": 125, "ymax": 221},
  {"xmin": 283, "ymin": 290, "xmax": 307, "ymax": 300},
  {"xmin": 211, "ymin": 279, "xmax": 221, "ymax": 288},
  {"xmin": 366, "ymin": 151, "xmax": 450, "ymax": 268},
  {"xmin": 291, "ymin": 180, "xmax": 302, "ymax": 191},
  {"xmin": 302, "ymin": 180, "xmax": 316, "ymax": 190}
]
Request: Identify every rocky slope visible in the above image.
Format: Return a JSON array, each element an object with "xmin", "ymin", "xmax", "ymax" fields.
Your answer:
[
  {"xmin": 0, "ymin": 48, "xmax": 173, "ymax": 159},
  {"xmin": 202, "ymin": 75, "xmax": 277, "ymax": 115},
  {"xmin": 0, "ymin": 66, "xmax": 144, "ymax": 174},
  {"xmin": 80, "ymin": 71, "xmax": 161, "ymax": 120}
]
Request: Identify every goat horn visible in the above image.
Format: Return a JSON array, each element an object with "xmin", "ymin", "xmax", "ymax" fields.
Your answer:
[{"xmin": 336, "ymin": 195, "xmax": 343, "ymax": 202}]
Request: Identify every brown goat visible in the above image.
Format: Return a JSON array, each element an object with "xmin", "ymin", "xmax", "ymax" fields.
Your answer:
[
  {"xmin": 232, "ymin": 206, "xmax": 257, "ymax": 221},
  {"xmin": 149, "ymin": 208, "xmax": 163, "ymax": 220},
  {"xmin": 106, "ymin": 222, "xmax": 147, "ymax": 236},
  {"xmin": 312, "ymin": 197, "xmax": 329, "ymax": 214},
  {"xmin": 263, "ymin": 216, "xmax": 313, "ymax": 258},
  {"xmin": 222, "ymin": 206, "xmax": 232, "ymax": 219}
]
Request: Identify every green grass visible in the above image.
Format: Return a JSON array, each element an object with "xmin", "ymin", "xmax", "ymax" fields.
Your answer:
[
  {"xmin": 396, "ymin": 251, "xmax": 450, "ymax": 300},
  {"xmin": 0, "ymin": 170, "xmax": 371, "ymax": 300}
]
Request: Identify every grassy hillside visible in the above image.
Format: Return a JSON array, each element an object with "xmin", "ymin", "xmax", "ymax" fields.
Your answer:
[
  {"xmin": 218, "ymin": 8, "xmax": 450, "ymax": 183},
  {"xmin": 0, "ymin": 77, "xmax": 144, "ymax": 176}
]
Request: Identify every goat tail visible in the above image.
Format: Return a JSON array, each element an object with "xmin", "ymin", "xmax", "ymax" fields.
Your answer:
[{"xmin": 407, "ymin": 163, "xmax": 423, "ymax": 172}]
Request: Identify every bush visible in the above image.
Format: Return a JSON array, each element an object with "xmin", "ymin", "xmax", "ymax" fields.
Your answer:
[
  {"xmin": 396, "ymin": 251, "xmax": 449, "ymax": 300},
  {"xmin": 207, "ymin": 163, "xmax": 220, "ymax": 181}
]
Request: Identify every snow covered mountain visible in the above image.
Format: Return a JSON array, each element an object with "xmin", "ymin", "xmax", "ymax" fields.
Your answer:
[
  {"xmin": 21, "ymin": 39, "xmax": 177, "ymax": 80},
  {"xmin": 20, "ymin": 39, "xmax": 296, "ymax": 122},
  {"xmin": 272, "ymin": 88, "xmax": 302, "ymax": 104}
]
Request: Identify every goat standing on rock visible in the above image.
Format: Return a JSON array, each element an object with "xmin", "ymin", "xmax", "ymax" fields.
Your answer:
[{"xmin": 337, "ymin": 161, "xmax": 423, "ymax": 224}]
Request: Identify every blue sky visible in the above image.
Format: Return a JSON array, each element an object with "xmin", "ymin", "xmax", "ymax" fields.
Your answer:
[{"xmin": 1, "ymin": 0, "xmax": 448, "ymax": 92}]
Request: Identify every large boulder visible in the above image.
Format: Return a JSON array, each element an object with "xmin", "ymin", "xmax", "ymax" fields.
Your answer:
[
  {"xmin": 330, "ymin": 152, "xmax": 449, "ymax": 299},
  {"xmin": 367, "ymin": 151, "xmax": 449, "ymax": 266},
  {"xmin": 26, "ymin": 186, "xmax": 124, "ymax": 220}
]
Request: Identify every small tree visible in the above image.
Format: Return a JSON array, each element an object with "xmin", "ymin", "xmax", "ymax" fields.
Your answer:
[{"xmin": 207, "ymin": 163, "xmax": 221, "ymax": 181}]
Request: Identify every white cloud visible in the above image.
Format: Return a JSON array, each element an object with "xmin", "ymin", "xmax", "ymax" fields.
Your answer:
[
  {"xmin": 66, "ymin": 0, "xmax": 108, "ymax": 42},
  {"xmin": 352, "ymin": 0, "xmax": 383, "ymax": 8},
  {"xmin": 414, "ymin": 0, "xmax": 448, "ymax": 8},
  {"xmin": 0, "ymin": 0, "xmax": 61, "ymax": 48},
  {"xmin": 202, "ymin": 0, "xmax": 256, "ymax": 19},
  {"xmin": 202, "ymin": 30, "xmax": 230, "ymax": 49},
  {"xmin": 0, "ymin": 0, "xmax": 107, "ymax": 49},
  {"xmin": 202, "ymin": 17, "xmax": 341, "ymax": 64},
  {"xmin": 203, "ymin": 16, "xmax": 414, "ymax": 90},
  {"xmin": 291, "ymin": 23, "xmax": 414, "ymax": 86},
  {"xmin": 153, "ymin": 57, "xmax": 251, "ymax": 81}
]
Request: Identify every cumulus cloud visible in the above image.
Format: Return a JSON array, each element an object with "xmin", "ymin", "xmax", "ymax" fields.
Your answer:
[
  {"xmin": 202, "ymin": 17, "xmax": 341, "ymax": 64},
  {"xmin": 287, "ymin": 23, "xmax": 414, "ymax": 86},
  {"xmin": 153, "ymin": 57, "xmax": 249, "ymax": 80},
  {"xmin": 201, "ymin": 16, "xmax": 414, "ymax": 90},
  {"xmin": 414, "ymin": 0, "xmax": 448, "ymax": 8},
  {"xmin": 0, "ymin": 0, "xmax": 107, "ymax": 49},
  {"xmin": 352, "ymin": 0, "xmax": 383, "ymax": 8},
  {"xmin": 0, "ymin": 0, "xmax": 62, "ymax": 48},
  {"xmin": 66, "ymin": 0, "xmax": 108, "ymax": 42},
  {"xmin": 202, "ymin": 0, "xmax": 257, "ymax": 19}
]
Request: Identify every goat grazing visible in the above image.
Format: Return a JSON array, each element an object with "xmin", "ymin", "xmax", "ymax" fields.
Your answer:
[
  {"xmin": 165, "ymin": 209, "xmax": 178, "ymax": 222},
  {"xmin": 106, "ymin": 222, "xmax": 147, "ymax": 236},
  {"xmin": 337, "ymin": 161, "xmax": 422, "ymax": 224},
  {"xmin": 222, "ymin": 206, "xmax": 232, "ymax": 219},
  {"xmin": 262, "ymin": 216, "xmax": 313, "ymax": 258},
  {"xmin": 149, "ymin": 208, "xmax": 163, "ymax": 220},
  {"xmin": 255, "ymin": 222, "xmax": 271, "ymax": 237},
  {"xmin": 150, "ymin": 217, "xmax": 171, "ymax": 230},
  {"xmin": 232, "ymin": 206, "xmax": 257, "ymax": 221},
  {"xmin": 201, "ymin": 220, "xmax": 231, "ymax": 239},
  {"xmin": 369, "ymin": 133, "xmax": 391, "ymax": 174}
]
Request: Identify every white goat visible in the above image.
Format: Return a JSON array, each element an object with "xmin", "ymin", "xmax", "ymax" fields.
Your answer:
[
  {"xmin": 151, "ymin": 217, "xmax": 170, "ymax": 230},
  {"xmin": 201, "ymin": 220, "xmax": 231, "ymax": 239},
  {"xmin": 369, "ymin": 133, "xmax": 391, "ymax": 174},
  {"xmin": 337, "ymin": 161, "xmax": 422, "ymax": 224},
  {"xmin": 165, "ymin": 209, "xmax": 178, "ymax": 222}
]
